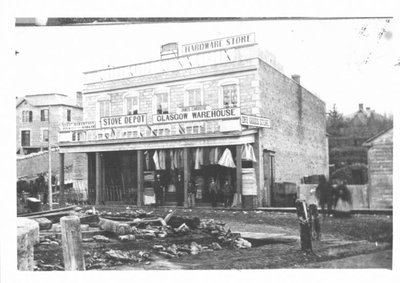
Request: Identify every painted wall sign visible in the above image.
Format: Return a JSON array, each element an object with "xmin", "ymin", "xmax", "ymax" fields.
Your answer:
[
  {"xmin": 153, "ymin": 108, "xmax": 240, "ymax": 124},
  {"xmin": 59, "ymin": 121, "xmax": 96, "ymax": 131},
  {"xmin": 100, "ymin": 114, "xmax": 147, "ymax": 128},
  {"xmin": 181, "ymin": 33, "xmax": 256, "ymax": 56},
  {"xmin": 240, "ymin": 114, "xmax": 271, "ymax": 128}
]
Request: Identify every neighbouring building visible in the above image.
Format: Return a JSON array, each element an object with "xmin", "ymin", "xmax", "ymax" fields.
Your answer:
[
  {"xmin": 58, "ymin": 33, "xmax": 328, "ymax": 208},
  {"xmin": 16, "ymin": 93, "xmax": 88, "ymax": 202},
  {"xmin": 16, "ymin": 93, "xmax": 83, "ymax": 154},
  {"xmin": 328, "ymin": 103, "xmax": 392, "ymax": 185},
  {"xmin": 362, "ymin": 127, "xmax": 393, "ymax": 209}
]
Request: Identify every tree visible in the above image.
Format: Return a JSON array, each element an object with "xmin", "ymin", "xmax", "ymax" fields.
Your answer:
[{"xmin": 326, "ymin": 104, "xmax": 344, "ymax": 135}]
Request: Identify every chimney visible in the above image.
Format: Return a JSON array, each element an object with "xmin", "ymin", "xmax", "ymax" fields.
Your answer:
[
  {"xmin": 359, "ymin": 103, "xmax": 364, "ymax": 111},
  {"xmin": 76, "ymin": 91, "xmax": 83, "ymax": 107},
  {"xmin": 291, "ymin": 74, "xmax": 300, "ymax": 84}
]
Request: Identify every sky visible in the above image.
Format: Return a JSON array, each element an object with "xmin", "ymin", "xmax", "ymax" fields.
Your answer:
[{"xmin": 14, "ymin": 18, "xmax": 399, "ymax": 116}]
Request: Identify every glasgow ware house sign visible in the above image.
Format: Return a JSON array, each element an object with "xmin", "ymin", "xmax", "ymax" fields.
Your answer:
[
  {"xmin": 181, "ymin": 33, "xmax": 256, "ymax": 56},
  {"xmin": 153, "ymin": 107, "xmax": 240, "ymax": 124}
]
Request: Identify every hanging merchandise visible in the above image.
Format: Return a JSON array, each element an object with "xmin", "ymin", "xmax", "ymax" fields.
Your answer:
[
  {"xmin": 241, "ymin": 144, "xmax": 257, "ymax": 162},
  {"xmin": 203, "ymin": 147, "xmax": 210, "ymax": 166},
  {"xmin": 159, "ymin": 150, "xmax": 166, "ymax": 170},
  {"xmin": 172, "ymin": 150, "xmax": 178, "ymax": 169},
  {"xmin": 153, "ymin": 151, "xmax": 160, "ymax": 170},
  {"xmin": 218, "ymin": 148, "xmax": 236, "ymax": 168},
  {"xmin": 170, "ymin": 150, "xmax": 175, "ymax": 170},
  {"xmin": 177, "ymin": 149, "xmax": 184, "ymax": 169},
  {"xmin": 209, "ymin": 147, "xmax": 215, "ymax": 164},
  {"xmin": 194, "ymin": 148, "xmax": 204, "ymax": 170},
  {"xmin": 144, "ymin": 151, "xmax": 150, "ymax": 170},
  {"xmin": 165, "ymin": 150, "xmax": 171, "ymax": 170}
]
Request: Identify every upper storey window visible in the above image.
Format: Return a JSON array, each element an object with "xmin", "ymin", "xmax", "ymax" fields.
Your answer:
[
  {"xmin": 40, "ymin": 109, "xmax": 49, "ymax": 121},
  {"xmin": 97, "ymin": 94, "xmax": 111, "ymax": 119},
  {"xmin": 124, "ymin": 92, "xmax": 140, "ymax": 115},
  {"xmin": 184, "ymin": 86, "xmax": 203, "ymax": 107},
  {"xmin": 219, "ymin": 78, "xmax": 240, "ymax": 109},
  {"xmin": 22, "ymin": 110, "xmax": 33, "ymax": 122},
  {"xmin": 222, "ymin": 84, "xmax": 239, "ymax": 108},
  {"xmin": 154, "ymin": 90, "xmax": 170, "ymax": 114}
]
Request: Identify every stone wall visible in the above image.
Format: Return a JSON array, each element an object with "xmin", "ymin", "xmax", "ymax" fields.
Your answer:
[{"xmin": 258, "ymin": 60, "xmax": 329, "ymax": 184}]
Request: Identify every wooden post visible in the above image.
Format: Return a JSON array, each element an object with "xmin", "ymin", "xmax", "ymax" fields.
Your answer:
[
  {"xmin": 95, "ymin": 152, "xmax": 101, "ymax": 205},
  {"xmin": 101, "ymin": 154, "xmax": 106, "ymax": 203},
  {"xmin": 60, "ymin": 215, "xmax": 85, "ymax": 270},
  {"xmin": 235, "ymin": 145, "xmax": 242, "ymax": 207},
  {"xmin": 137, "ymin": 150, "xmax": 144, "ymax": 207},
  {"xmin": 295, "ymin": 199, "xmax": 313, "ymax": 253},
  {"xmin": 59, "ymin": 152, "xmax": 65, "ymax": 206},
  {"xmin": 183, "ymin": 148, "xmax": 189, "ymax": 208}
]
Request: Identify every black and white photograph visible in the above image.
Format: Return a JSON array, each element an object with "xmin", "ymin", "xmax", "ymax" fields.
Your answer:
[{"xmin": 2, "ymin": 0, "xmax": 399, "ymax": 282}]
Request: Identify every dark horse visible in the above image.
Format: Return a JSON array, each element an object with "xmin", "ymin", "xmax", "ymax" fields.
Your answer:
[{"xmin": 315, "ymin": 176, "xmax": 333, "ymax": 216}]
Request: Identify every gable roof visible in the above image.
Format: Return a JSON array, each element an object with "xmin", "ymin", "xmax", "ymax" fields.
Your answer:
[
  {"xmin": 362, "ymin": 127, "xmax": 393, "ymax": 147},
  {"xmin": 16, "ymin": 93, "xmax": 81, "ymax": 108}
]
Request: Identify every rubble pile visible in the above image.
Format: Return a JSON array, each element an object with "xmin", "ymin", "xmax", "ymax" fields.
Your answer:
[{"xmin": 85, "ymin": 249, "xmax": 152, "ymax": 269}]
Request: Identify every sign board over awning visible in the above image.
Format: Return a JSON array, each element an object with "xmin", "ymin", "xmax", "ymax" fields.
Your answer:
[
  {"xmin": 240, "ymin": 114, "xmax": 271, "ymax": 128},
  {"xmin": 100, "ymin": 114, "xmax": 147, "ymax": 128},
  {"xmin": 181, "ymin": 33, "xmax": 256, "ymax": 56},
  {"xmin": 59, "ymin": 121, "xmax": 96, "ymax": 132},
  {"xmin": 153, "ymin": 107, "xmax": 240, "ymax": 124}
]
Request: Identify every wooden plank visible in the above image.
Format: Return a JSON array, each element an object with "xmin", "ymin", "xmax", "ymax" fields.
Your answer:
[
  {"xmin": 137, "ymin": 150, "xmax": 144, "ymax": 207},
  {"xmin": 183, "ymin": 148, "xmax": 189, "ymax": 208},
  {"xmin": 236, "ymin": 144, "xmax": 242, "ymax": 206},
  {"xmin": 95, "ymin": 153, "xmax": 101, "ymax": 205},
  {"xmin": 59, "ymin": 153, "xmax": 65, "ymax": 206},
  {"xmin": 60, "ymin": 216, "xmax": 85, "ymax": 270},
  {"xmin": 18, "ymin": 205, "xmax": 80, "ymax": 217}
]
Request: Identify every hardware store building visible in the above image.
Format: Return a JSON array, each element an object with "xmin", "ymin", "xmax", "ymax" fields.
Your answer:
[{"xmin": 58, "ymin": 34, "xmax": 328, "ymax": 208}]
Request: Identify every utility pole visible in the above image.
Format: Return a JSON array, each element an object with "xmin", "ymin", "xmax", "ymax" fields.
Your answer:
[{"xmin": 48, "ymin": 105, "xmax": 53, "ymax": 210}]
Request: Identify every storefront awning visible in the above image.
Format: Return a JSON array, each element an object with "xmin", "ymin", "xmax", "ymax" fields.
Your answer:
[{"xmin": 59, "ymin": 129, "xmax": 257, "ymax": 153}]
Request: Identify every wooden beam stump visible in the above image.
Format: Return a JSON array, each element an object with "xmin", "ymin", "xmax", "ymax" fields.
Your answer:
[
  {"xmin": 17, "ymin": 218, "xmax": 39, "ymax": 270},
  {"xmin": 60, "ymin": 216, "xmax": 85, "ymax": 270},
  {"xmin": 295, "ymin": 199, "xmax": 313, "ymax": 253}
]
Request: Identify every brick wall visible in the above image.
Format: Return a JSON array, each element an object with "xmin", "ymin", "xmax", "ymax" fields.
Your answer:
[{"xmin": 258, "ymin": 60, "xmax": 328, "ymax": 184}]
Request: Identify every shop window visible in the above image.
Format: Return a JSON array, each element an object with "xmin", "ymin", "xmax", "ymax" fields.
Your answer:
[
  {"xmin": 154, "ymin": 91, "xmax": 169, "ymax": 114},
  {"xmin": 41, "ymin": 129, "xmax": 49, "ymax": 142},
  {"xmin": 125, "ymin": 93, "xmax": 139, "ymax": 115},
  {"xmin": 67, "ymin": 109, "xmax": 72, "ymax": 121},
  {"xmin": 185, "ymin": 122, "xmax": 205, "ymax": 134},
  {"xmin": 21, "ymin": 130, "xmax": 30, "ymax": 146},
  {"xmin": 151, "ymin": 125, "xmax": 171, "ymax": 136},
  {"xmin": 40, "ymin": 109, "xmax": 49, "ymax": 121}
]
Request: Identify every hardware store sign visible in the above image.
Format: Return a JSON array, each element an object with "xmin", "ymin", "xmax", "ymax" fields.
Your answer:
[
  {"xmin": 153, "ymin": 108, "xmax": 240, "ymax": 124},
  {"xmin": 181, "ymin": 33, "xmax": 255, "ymax": 56},
  {"xmin": 100, "ymin": 114, "xmax": 147, "ymax": 128},
  {"xmin": 240, "ymin": 114, "xmax": 271, "ymax": 128}
]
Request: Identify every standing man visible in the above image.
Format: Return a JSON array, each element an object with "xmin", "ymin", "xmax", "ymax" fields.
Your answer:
[
  {"xmin": 154, "ymin": 174, "xmax": 164, "ymax": 206},
  {"xmin": 209, "ymin": 178, "xmax": 218, "ymax": 208},
  {"xmin": 188, "ymin": 178, "xmax": 197, "ymax": 208},
  {"xmin": 176, "ymin": 174, "xmax": 184, "ymax": 206}
]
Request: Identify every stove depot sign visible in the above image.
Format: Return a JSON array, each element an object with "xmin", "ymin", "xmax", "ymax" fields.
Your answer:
[
  {"xmin": 153, "ymin": 107, "xmax": 240, "ymax": 124},
  {"xmin": 181, "ymin": 33, "xmax": 256, "ymax": 56},
  {"xmin": 100, "ymin": 114, "xmax": 147, "ymax": 128},
  {"xmin": 240, "ymin": 114, "xmax": 271, "ymax": 128}
]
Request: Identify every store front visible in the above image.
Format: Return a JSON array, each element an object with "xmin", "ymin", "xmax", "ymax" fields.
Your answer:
[{"xmin": 60, "ymin": 128, "xmax": 261, "ymax": 208}]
